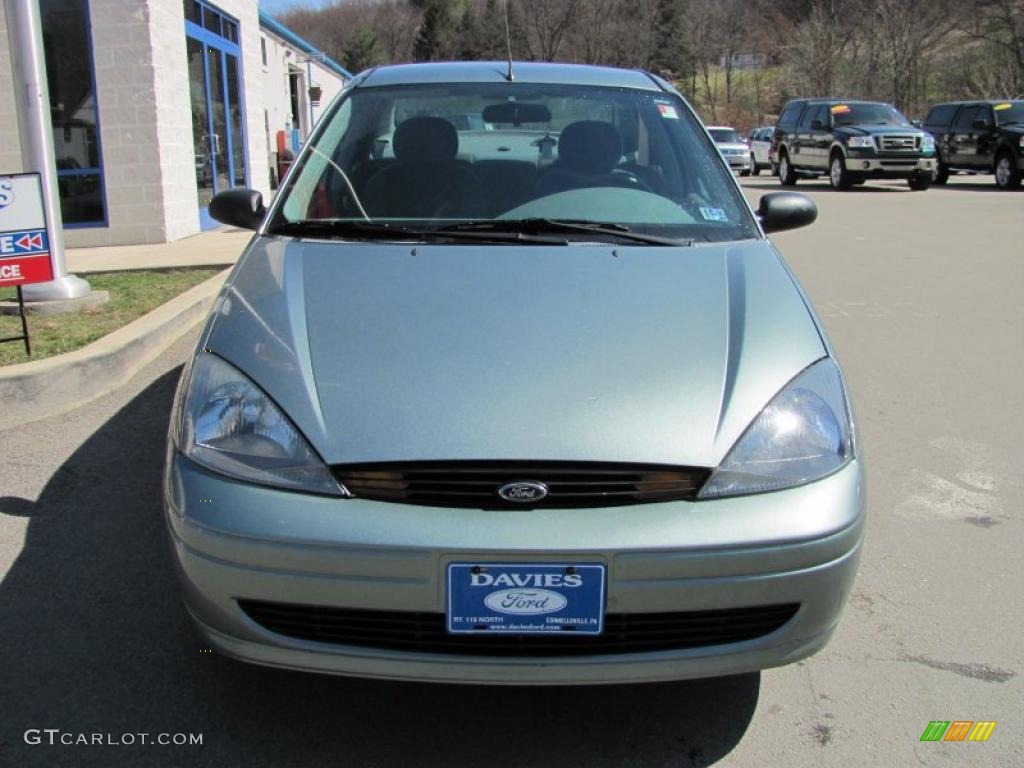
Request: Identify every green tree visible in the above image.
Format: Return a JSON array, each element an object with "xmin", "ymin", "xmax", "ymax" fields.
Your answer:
[
  {"xmin": 413, "ymin": 1, "xmax": 457, "ymax": 61},
  {"xmin": 343, "ymin": 26, "xmax": 382, "ymax": 74}
]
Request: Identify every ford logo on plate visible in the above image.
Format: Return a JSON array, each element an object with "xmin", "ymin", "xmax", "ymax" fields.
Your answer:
[
  {"xmin": 497, "ymin": 481, "xmax": 549, "ymax": 503},
  {"xmin": 484, "ymin": 588, "xmax": 568, "ymax": 615}
]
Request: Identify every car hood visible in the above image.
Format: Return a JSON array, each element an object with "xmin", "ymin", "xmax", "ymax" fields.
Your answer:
[
  {"xmin": 205, "ymin": 237, "xmax": 826, "ymax": 467},
  {"xmin": 839, "ymin": 124, "xmax": 923, "ymax": 137}
]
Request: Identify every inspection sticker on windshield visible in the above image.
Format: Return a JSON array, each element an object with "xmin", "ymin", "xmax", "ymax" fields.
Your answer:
[
  {"xmin": 700, "ymin": 206, "xmax": 728, "ymax": 222},
  {"xmin": 994, "ymin": 103, "xmax": 1012, "ymax": 111},
  {"xmin": 831, "ymin": 104, "xmax": 851, "ymax": 114},
  {"xmin": 447, "ymin": 563, "xmax": 605, "ymax": 634},
  {"xmin": 656, "ymin": 103, "xmax": 679, "ymax": 119}
]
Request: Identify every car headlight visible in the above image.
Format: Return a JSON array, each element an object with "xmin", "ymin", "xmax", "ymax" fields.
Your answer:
[
  {"xmin": 846, "ymin": 136, "xmax": 874, "ymax": 149},
  {"xmin": 1018, "ymin": 136, "xmax": 1023, "ymax": 149},
  {"xmin": 699, "ymin": 358, "xmax": 854, "ymax": 499},
  {"xmin": 178, "ymin": 353, "xmax": 346, "ymax": 496},
  {"xmin": 921, "ymin": 134, "xmax": 935, "ymax": 152}
]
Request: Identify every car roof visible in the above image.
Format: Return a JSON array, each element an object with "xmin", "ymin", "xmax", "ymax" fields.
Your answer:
[
  {"xmin": 929, "ymin": 99, "xmax": 1023, "ymax": 107},
  {"xmin": 358, "ymin": 61, "xmax": 663, "ymax": 91}
]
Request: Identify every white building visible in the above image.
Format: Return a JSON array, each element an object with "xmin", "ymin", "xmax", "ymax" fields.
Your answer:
[{"xmin": 0, "ymin": 1, "xmax": 349, "ymax": 248}]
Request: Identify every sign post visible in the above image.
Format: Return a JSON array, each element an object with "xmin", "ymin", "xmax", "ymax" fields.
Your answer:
[
  {"xmin": 5, "ymin": 0, "xmax": 91, "ymax": 301},
  {"xmin": 0, "ymin": 172, "xmax": 56, "ymax": 354}
]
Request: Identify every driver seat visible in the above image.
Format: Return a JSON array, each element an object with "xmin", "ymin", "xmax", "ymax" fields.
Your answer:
[
  {"xmin": 534, "ymin": 121, "xmax": 642, "ymax": 197},
  {"xmin": 363, "ymin": 117, "xmax": 482, "ymax": 219}
]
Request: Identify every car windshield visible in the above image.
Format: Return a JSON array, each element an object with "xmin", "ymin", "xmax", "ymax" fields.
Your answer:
[
  {"xmin": 709, "ymin": 128, "xmax": 741, "ymax": 143},
  {"xmin": 994, "ymin": 101, "xmax": 1024, "ymax": 126},
  {"xmin": 831, "ymin": 103, "xmax": 911, "ymax": 127},
  {"xmin": 269, "ymin": 81, "xmax": 757, "ymax": 244}
]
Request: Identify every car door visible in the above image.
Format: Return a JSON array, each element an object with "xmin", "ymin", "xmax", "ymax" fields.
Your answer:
[
  {"xmin": 950, "ymin": 105, "xmax": 980, "ymax": 167},
  {"xmin": 808, "ymin": 105, "xmax": 831, "ymax": 170},
  {"xmin": 924, "ymin": 104, "xmax": 957, "ymax": 161},
  {"xmin": 972, "ymin": 105, "xmax": 998, "ymax": 169},
  {"xmin": 794, "ymin": 104, "xmax": 824, "ymax": 170}
]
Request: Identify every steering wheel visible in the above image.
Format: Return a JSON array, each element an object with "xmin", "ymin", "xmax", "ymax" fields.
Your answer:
[{"xmin": 608, "ymin": 168, "xmax": 652, "ymax": 192}]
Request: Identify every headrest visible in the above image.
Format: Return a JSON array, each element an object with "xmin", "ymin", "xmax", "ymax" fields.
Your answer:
[
  {"xmin": 557, "ymin": 121, "xmax": 623, "ymax": 175},
  {"xmin": 393, "ymin": 117, "xmax": 458, "ymax": 162}
]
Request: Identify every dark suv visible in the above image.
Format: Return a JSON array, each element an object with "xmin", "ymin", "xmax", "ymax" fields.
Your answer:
[
  {"xmin": 923, "ymin": 100, "xmax": 1023, "ymax": 189},
  {"xmin": 772, "ymin": 99, "xmax": 937, "ymax": 190}
]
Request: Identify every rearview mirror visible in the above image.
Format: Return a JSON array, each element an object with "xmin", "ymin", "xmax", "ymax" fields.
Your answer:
[
  {"xmin": 482, "ymin": 102, "xmax": 552, "ymax": 126},
  {"xmin": 209, "ymin": 188, "xmax": 266, "ymax": 231},
  {"xmin": 757, "ymin": 192, "xmax": 817, "ymax": 234}
]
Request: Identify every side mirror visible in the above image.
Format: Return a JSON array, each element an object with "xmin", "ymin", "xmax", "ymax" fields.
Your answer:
[
  {"xmin": 911, "ymin": 119, "xmax": 922, "ymax": 128},
  {"xmin": 810, "ymin": 119, "xmax": 824, "ymax": 130},
  {"xmin": 208, "ymin": 188, "xmax": 266, "ymax": 231},
  {"xmin": 757, "ymin": 192, "xmax": 817, "ymax": 234},
  {"xmin": 972, "ymin": 118, "xmax": 990, "ymax": 130}
]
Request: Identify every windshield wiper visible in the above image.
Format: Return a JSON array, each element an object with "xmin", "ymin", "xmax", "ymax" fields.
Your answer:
[
  {"xmin": 267, "ymin": 219, "xmax": 568, "ymax": 244},
  {"xmin": 436, "ymin": 218, "xmax": 693, "ymax": 246}
]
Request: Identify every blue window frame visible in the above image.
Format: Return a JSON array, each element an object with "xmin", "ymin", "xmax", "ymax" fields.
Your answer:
[
  {"xmin": 185, "ymin": 0, "xmax": 250, "ymax": 231},
  {"xmin": 40, "ymin": 0, "xmax": 107, "ymax": 228}
]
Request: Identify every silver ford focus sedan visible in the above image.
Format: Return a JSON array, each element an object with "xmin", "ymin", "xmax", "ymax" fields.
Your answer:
[{"xmin": 164, "ymin": 62, "xmax": 864, "ymax": 685}]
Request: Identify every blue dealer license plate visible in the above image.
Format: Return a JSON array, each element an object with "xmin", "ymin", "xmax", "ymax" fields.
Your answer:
[{"xmin": 446, "ymin": 563, "xmax": 605, "ymax": 635}]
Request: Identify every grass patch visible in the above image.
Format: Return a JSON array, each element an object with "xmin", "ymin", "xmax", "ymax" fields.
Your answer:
[{"xmin": 0, "ymin": 267, "xmax": 224, "ymax": 366}]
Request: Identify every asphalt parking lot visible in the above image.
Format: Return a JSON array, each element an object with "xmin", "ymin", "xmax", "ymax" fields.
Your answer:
[{"xmin": 1, "ymin": 175, "xmax": 1021, "ymax": 767}]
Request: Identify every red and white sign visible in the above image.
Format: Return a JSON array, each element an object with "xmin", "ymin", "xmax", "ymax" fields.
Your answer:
[{"xmin": 0, "ymin": 173, "xmax": 55, "ymax": 287}]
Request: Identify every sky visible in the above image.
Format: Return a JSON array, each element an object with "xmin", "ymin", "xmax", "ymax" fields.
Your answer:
[{"xmin": 260, "ymin": 0, "xmax": 330, "ymax": 16}]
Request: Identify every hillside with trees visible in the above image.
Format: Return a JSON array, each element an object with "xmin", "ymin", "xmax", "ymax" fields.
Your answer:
[{"xmin": 281, "ymin": 0, "xmax": 1024, "ymax": 129}]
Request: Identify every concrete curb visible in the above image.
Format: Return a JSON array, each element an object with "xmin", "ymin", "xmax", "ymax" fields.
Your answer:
[{"xmin": 0, "ymin": 268, "xmax": 229, "ymax": 430}]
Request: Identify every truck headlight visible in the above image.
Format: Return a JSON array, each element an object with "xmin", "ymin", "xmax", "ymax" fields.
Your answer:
[{"xmin": 846, "ymin": 136, "xmax": 874, "ymax": 149}]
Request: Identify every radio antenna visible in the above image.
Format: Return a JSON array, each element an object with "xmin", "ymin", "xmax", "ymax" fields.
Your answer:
[{"xmin": 503, "ymin": 0, "xmax": 515, "ymax": 82}]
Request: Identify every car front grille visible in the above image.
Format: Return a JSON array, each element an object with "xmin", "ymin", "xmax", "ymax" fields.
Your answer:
[
  {"xmin": 331, "ymin": 461, "xmax": 712, "ymax": 508},
  {"xmin": 878, "ymin": 134, "xmax": 919, "ymax": 152},
  {"xmin": 238, "ymin": 600, "xmax": 800, "ymax": 656}
]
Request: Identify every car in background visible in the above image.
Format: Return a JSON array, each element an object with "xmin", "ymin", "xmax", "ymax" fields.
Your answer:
[
  {"xmin": 708, "ymin": 126, "xmax": 752, "ymax": 175},
  {"xmin": 748, "ymin": 126, "xmax": 774, "ymax": 176},
  {"xmin": 166, "ymin": 61, "xmax": 863, "ymax": 685},
  {"xmin": 772, "ymin": 99, "xmax": 936, "ymax": 190},
  {"xmin": 922, "ymin": 100, "xmax": 1023, "ymax": 189}
]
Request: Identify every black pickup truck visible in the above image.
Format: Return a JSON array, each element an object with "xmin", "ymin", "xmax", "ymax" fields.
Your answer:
[
  {"xmin": 922, "ymin": 100, "xmax": 1024, "ymax": 189},
  {"xmin": 771, "ymin": 99, "xmax": 937, "ymax": 190}
]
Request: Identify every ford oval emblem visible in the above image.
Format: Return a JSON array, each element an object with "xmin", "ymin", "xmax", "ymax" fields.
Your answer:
[
  {"xmin": 484, "ymin": 588, "xmax": 568, "ymax": 615},
  {"xmin": 497, "ymin": 481, "xmax": 549, "ymax": 503}
]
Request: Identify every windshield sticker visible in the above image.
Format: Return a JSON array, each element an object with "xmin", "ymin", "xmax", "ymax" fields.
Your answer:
[
  {"xmin": 657, "ymin": 103, "xmax": 679, "ymax": 119},
  {"xmin": 831, "ymin": 104, "xmax": 851, "ymax": 114},
  {"xmin": 699, "ymin": 207, "xmax": 728, "ymax": 222},
  {"xmin": 994, "ymin": 103, "xmax": 1012, "ymax": 111}
]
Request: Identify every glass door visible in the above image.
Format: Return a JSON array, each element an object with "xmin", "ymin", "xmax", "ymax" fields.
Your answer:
[{"xmin": 185, "ymin": 2, "xmax": 247, "ymax": 230}]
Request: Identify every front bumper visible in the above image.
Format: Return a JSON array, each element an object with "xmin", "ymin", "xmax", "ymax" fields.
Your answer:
[
  {"xmin": 723, "ymin": 154, "xmax": 751, "ymax": 171},
  {"xmin": 165, "ymin": 453, "xmax": 865, "ymax": 684},
  {"xmin": 845, "ymin": 152, "xmax": 936, "ymax": 178}
]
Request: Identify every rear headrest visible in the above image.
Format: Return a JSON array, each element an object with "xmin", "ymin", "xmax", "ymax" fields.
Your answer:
[
  {"xmin": 557, "ymin": 121, "xmax": 623, "ymax": 175},
  {"xmin": 393, "ymin": 117, "xmax": 458, "ymax": 162}
]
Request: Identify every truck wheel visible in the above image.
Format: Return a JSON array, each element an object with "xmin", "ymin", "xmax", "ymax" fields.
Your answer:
[
  {"xmin": 750, "ymin": 155, "xmax": 760, "ymax": 176},
  {"xmin": 778, "ymin": 152, "xmax": 797, "ymax": 186},
  {"xmin": 934, "ymin": 155, "xmax": 949, "ymax": 185},
  {"xmin": 829, "ymin": 152, "xmax": 852, "ymax": 190},
  {"xmin": 994, "ymin": 152, "xmax": 1021, "ymax": 189},
  {"xmin": 908, "ymin": 171, "xmax": 932, "ymax": 191}
]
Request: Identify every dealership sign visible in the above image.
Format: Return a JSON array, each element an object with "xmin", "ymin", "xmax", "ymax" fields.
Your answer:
[{"xmin": 0, "ymin": 173, "xmax": 55, "ymax": 287}]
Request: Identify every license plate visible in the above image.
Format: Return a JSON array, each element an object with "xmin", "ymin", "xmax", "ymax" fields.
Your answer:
[{"xmin": 446, "ymin": 563, "xmax": 605, "ymax": 635}]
